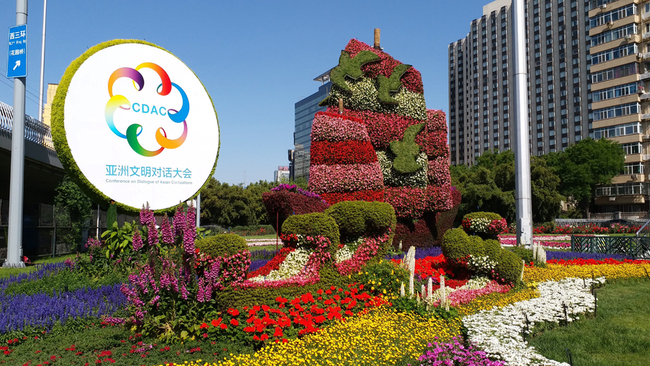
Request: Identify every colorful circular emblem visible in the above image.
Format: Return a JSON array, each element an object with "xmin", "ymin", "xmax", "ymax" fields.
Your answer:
[{"xmin": 51, "ymin": 40, "xmax": 219, "ymax": 212}]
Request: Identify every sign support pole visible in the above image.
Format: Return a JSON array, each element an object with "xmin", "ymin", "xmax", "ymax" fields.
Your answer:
[{"xmin": 5, "ymin": 0, "xmax": 28, "ymax": 268}]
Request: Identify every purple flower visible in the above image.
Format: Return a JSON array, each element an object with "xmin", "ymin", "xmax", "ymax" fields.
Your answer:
[
  {"xmin": 140, "ymin": 203, "xmax": 154, "ymax": 226},
  {"xmin": 160, "ymin": 214, "xmax": 174, "ymax": 245},
  {"xmin": 147, "ymin": 220, "xmax": 158, "ymax": 248},
  {"xmin": 132, "ymin": 229, "xmax": 143, "ymax": 252}
]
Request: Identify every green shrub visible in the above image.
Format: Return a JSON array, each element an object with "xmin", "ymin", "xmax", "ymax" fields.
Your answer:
[
  {"xmin": 281, "ymin": 213, "xmax": 340, "ymax": 246},
  {"xmin": 507, "ymin": 246, "xmax": 546, "ymax": 268},
  {"xmin": 355, "ymin": 260, "xmax": 408, "ymax": 298},
  {"xmin": 107, "ymin": 202, "xmax": 117, "ymax": 230},
  {"xmin": 195, "ymin": 233, "xmax": 248, "ymax": 257},
  {"xmin": 441, "ymin": 228, "xmax": 472, "ymax": 265},
  {"xmin": 483, "ymin": 239, "xmax": 502, "ymax": 261},
  {"xmin": 324, "ymin": 201, "xmax": 396, "ymax": 241},
  {"xmin": 494, "ymin": 249, "xmax": 523, "ymax": 285},
  {"xmin": 468, "ymin": 236, "xmax": 486, "ymax": 257},
  {"xmin": 463, "ymin": 212, "xmax": 504, "ymax": 221},
  {"xmin": 214, "ymin": 269, "xmax": 355, "ymax": 309}
]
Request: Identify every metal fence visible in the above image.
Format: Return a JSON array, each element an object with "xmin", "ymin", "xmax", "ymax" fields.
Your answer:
[
  {"xmin": 571, "ymin": 235, "xmax": 650, "ymax": 259},
  {"xmin": 0, "ymin": 100, "xmax": 55, "ymax": 150},
  {"xmin": 0, "ymin": 201, "xmax": 139, "ymax": 260}
]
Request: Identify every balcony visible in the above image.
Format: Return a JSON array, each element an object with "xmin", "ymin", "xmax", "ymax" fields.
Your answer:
[
  {"xmin": 644, "ymin": 12, "xmax": 650, "ymax": 21},
  {"xmin": 642, "ymin": 113, "xmax": 650, "ymax": 121},
  {"xmin": 640, "ymin": 72, "xmax": 650, "ymax": 81}
]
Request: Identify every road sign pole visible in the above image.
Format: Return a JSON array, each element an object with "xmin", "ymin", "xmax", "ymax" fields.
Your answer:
[{"xmin": 5, "ymin": 0, "xmax": 28, "ymax": 268}]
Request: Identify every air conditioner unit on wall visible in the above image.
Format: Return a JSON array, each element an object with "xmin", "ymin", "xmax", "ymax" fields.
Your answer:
[
  {"xmin": 607, "ymin": 21, "xmax": 614, "ymax": 27},
  {"xmin": 600, "ymin": 4, "xmax": 607, "ymax": 10},
  {"xmin": 625, "ymin": 34, "xmax": 632, "ymax": 41}
]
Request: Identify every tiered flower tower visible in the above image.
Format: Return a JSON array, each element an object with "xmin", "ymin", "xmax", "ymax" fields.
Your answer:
[{"xmin": 309, "ymin": 37, "xmax": 454, "ymax": 250}]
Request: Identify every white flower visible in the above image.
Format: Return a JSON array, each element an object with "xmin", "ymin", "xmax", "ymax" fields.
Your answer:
[{"xmin": 463, "ymin": 277, "xmax": 605, "ymax": 365}]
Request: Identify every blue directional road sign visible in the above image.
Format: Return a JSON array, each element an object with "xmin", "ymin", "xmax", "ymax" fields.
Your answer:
[{"xmin": 7, "ymin": 25, "xmax": 27, "ymax": 78}]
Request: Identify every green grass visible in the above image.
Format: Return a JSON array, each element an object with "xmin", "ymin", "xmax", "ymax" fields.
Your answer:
[
  {"xmin": 0, "ymin": 254, "xmax": 76, "ymax": 278},
  {"xmin": 530, "ymin": 278, "xmax": 650, "ymax": 366}
]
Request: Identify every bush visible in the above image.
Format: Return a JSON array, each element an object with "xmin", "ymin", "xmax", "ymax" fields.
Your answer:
[
  {"xmin": 483, "ymin": 239, "xmax": 502, "ymax": 261},
  {"xmin": 493, "ymin": 249, "xmax": 523, "ymax": 285},
  {"xmin": 507, "ymin": 246, "xmax": 546, "ymax": 268},
  {"xmin": 463, "ymin": 212, "xmax": 503, "ymax": 222},
  {"xmin": 195, "ymin": 234, "xmax": 248, "ymax": 257},
  {"xmin": 325, "ymin": 201, "xmax": 396, "ymax": 241},
  {"xmin": 461, "ymin": 211, "xmax": 507, "ymax": 239},
  {"xmin": 441, "ymin": 228, "xmax": 471, "ymax": 266},
  {"xmin": 281, "ymin": 213, "xmax": 340, "ymax": 246},
  {"xmin": 468, "ymin": 236, "xmax": 485, "ymax": 257},
  {"xmin": 355, "ymin": 260, "xmax": 408, "ymax": 298},
  {"xmin": 262, "ymin": 190, "xmax": 329, "ymax": 235}
]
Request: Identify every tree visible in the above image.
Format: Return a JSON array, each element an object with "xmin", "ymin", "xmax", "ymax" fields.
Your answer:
[
  {"xmin": 452, "ymin": 150, "xmax": 564, "ymax": 224},
  {"xmin": 199, "ymin": 178, "xmax": 278, "ymax": 227},
  {"xmin": 530, "ymin": 156, "xmax": 564, "ymax": 223},
  {"xmin": 546, "ymin": 138, "xmax": 624, "ymax": 217},
  {"xmin": 54, "ymin": 175, "xmax": 93, "ymax": 250}
]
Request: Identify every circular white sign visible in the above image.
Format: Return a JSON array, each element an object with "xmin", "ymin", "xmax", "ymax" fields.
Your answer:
[{"xmin": 63, "ymin": 42, "xmax": 219, "ymax": 210}]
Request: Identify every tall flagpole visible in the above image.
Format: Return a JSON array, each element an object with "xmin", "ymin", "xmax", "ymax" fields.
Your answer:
[{"xmin": 512, "ymin": 0, "xmax": 533, "ymax": 248}]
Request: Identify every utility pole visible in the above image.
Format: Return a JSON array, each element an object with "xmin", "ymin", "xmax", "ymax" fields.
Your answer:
[
  {"xmin": 38, "ymin": 0, "xmax": 47, "ymax": 122},
  {"xmin": 5, "ymin": 0, "xmax": 28, "ymax": 268},
  {"xmin": 512, "ymin": 0, "xmax": 533, "ymax": 248}
]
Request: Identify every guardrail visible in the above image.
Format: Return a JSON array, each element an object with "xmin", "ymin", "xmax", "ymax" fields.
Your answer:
[
  {"xmin": 571, "ymin": 235, "xmax": 650, "ymax": 259},
  {"xmin": 0, "ymin": 100, "xmax": 55, "ymax": 150}
]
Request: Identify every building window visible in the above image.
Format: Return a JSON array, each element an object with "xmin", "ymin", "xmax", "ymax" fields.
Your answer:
[
  {"xmin": 593, "ymin": 103, "xmax": 640, "ymax": 121},
  {"xmin": 592, "ymin": 83, "xmax": 639, "ymax": 102},
  {"xmin": 624, "ymin": 162, "xmax": 644, "ymax": 175},
  {"xmin": 622, "ymin": 142, "xmax": 642, "ymax": 155},
  {"xmin": 593, "ymin": 122, "xmax": 641, "ymax": 138}
]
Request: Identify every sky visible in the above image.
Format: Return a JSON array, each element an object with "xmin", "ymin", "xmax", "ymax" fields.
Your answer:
[{"xmin": 0, "ymin": 0, "xmax": 494, "ymax": 186}]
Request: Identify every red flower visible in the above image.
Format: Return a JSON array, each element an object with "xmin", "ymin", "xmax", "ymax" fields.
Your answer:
[
  {"xmin": 211, "ymin": 318, "xmax": 222, "ymax": 328},
  {"xmin": 200, "ymin": 322, "xmax": 208, "ymax": 329},
  {"xmin": 230, "ymin": 319, "xmax": 239, "ymax": 327},
  {"xmin": 273, "ymin": 327, "xmax": 283, "ymax": 337},
  {"xmin": 227, "ymin": 308, "xmax": 240, "ymax": 317}
]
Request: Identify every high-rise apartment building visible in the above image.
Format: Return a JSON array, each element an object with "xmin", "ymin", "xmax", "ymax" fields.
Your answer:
[
  {"xmin": 291, "ymin": 71, "xmax": 331, "ymax": 181},
  {"xmin": 448, "ymin": 0, "xmax": 591, "ymax": 166},
  {"xmin": 590, "ymin": 0, "xmax": 650, "ymax": 214}
]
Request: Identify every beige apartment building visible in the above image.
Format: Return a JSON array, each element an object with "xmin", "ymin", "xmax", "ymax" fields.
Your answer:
[{"xmin": 589, "ymin": 0, "xmax": 650, "ymax": 217}]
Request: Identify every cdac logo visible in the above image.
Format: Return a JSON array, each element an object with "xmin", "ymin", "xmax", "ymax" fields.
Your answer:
[{"xmin": 105, "ymin": 62, "xmax": 189, "ymax": 157}]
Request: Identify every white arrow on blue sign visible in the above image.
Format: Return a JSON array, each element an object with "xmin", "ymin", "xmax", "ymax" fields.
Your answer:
[{"xmin": 7, "ymin": 24, "xmax": 27, "ymax": 78}]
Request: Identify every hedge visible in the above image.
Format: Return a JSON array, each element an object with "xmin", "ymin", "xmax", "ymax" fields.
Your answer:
[
  {"xmin": 195, "ymin": 234, "xmax": 248, "ymax": 257},
  {"xmin": 262, "ymin": 190, "xmax": 329, "ymax": 235},
  {"xmin": 324, "ymin": 201, "xmax": 396, "ymax": 242}
]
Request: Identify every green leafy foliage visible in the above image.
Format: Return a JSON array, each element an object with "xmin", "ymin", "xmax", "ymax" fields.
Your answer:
[
  {"xmin": 545, "ymin": 138, "xmax": 625, "ymax": 216},
  {"xmin": 195, "ymin": 234, "xmax": 248, "ymax": 257},
  {"xmin": 389, "ymin": 123, "xmax": 425, "ymax": 174},
  {"xmin": 441, "ymin": 228, "xmax": 472, "ymax": 266},
  {"xmin": 330, "ymin": 50, "xmax": 381, "ymax": 92},
  {"xmin": 507, "ymin": 246, "xmax": 546, "ymax": 268},
  {"xmin": 200, "ymin": 178, "xmax": 276, "ymax": 228},
  {"xmin": 281, "ymin": 213, "xmax": 340, "ymax": 246},
  {"xmin": 355, "ymin": 260, "xmax": 408, "ymax": 298},
  {"xmin": 377, "ymin": 151, "xmax": 428, "ymax": 188},
  {"xmin": 324, "ymin": 201, "xmax": 396, "ymax": 242},
  {"xmin": 323, "ymin": 77, "xmax": 428, "ymax": 120},
  {"xmin": 377, "ymin": 64, "xmax": 411, "ymax": 104},
  {"xmin": 101, "ymin": 221, "xmax": 136, "ymax": 259},
  {"xmin": 463, "ymin": 212, "xmax": 503, "ymax": 221},
  {"xmin": 493, "ymin": 248, "xmax": 523, "ymax": 285},
  {"xmin": 452, "ymin": 150, "xmax": 564, "ymax": 223},
  {"xmin": 106, "ymin": 202, "xmax": 117, "ymax": 230},
  {"xmin": 54, "ymin": 175, "xmax": 93, "ymax": 250},
  {"xmin": 442, "ymin": 228, "xmax": 522, "ymax": 284}
]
